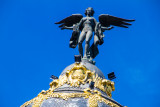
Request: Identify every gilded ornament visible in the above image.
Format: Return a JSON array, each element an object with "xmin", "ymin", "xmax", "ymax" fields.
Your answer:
[
  {"xmin": 21, "ymin": 63, "xmax": 116, "ymax": 107},
  {"xmin": 49, "ymin": 63, "xmax": 115, "ymax": 96}
]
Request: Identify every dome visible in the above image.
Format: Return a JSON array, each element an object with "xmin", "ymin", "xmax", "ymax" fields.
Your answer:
[{"xmin": 21, "ymin": 61, "xmax": 123, "ymax": 107}]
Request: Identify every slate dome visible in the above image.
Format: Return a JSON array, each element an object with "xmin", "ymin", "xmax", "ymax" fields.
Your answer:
[{"xmin": 21, "ymin": 60, "xmax": 123, "ymax": 107}]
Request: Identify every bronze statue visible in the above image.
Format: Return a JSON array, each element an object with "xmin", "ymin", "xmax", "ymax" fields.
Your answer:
[{"xmin": 55, "ymin": 7, "xmax": 134, "ymax": 63}]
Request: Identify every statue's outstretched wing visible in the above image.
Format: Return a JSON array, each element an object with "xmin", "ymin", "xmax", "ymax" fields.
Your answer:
[
  {"xmin": 55, "ymin": 14, "xmax": 83, "ymax": 29},
  {"xmin": 99, "ymin": 14, "xmax": 135, "ymax": 28}
]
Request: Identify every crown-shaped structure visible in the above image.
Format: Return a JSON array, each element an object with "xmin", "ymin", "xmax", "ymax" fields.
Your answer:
[{"xmin": 21, "ymin": 59, "xmax": 124, "ymax": 107}]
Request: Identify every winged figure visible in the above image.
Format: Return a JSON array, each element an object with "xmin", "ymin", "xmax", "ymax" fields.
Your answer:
[{"xmin": 55, "ymin": 7, "xmax": 135, "ymax": 63}]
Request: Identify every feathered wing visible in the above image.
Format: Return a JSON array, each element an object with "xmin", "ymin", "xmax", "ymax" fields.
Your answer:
[
  {"xmin": 99, "ymin": 14, "xmax": 135, "ymax": 28},
  {"xmin": 55, "ymin": 14, "xmax": 83, "ymax": 29}
]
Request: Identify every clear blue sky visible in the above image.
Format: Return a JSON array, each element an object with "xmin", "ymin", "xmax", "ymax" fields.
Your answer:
[{"xmin": 0, "ymin": 0, "xmax": 160, "ymax": 107}]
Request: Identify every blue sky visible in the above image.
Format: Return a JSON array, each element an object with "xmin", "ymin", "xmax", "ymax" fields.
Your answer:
[{"xmin": 0, "ymin": 0, "xmax": 160, "ymax": 107}]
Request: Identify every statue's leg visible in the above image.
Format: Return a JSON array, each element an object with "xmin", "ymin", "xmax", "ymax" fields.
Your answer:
[
  {"xmin": 84, "ymin": 31, "xmax": 93, "ymax": 58},
  {"xmin": 78, "ymin": 31, "xmax": 86, "ymax": 58}
]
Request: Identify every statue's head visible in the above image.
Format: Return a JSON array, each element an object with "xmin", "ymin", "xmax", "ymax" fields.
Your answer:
[{"xmin": 85, "ymin": 7, "xmax": 94, "ymax": 16}]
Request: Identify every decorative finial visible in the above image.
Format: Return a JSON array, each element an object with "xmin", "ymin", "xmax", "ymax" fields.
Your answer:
[{"xmin": 74, "ymin": 55, "xmax": 81, "ymax": 63}]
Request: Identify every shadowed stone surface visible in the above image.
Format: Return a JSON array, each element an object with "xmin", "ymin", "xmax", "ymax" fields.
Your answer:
[
  {"xmin": 39, "ymin": 97, "xmax": 111, "ymax": 107},
  {"xmin": 98, "ymin": 102, "xmax": 111, "ymax": 107},
  {"xmin": 40, "ymin": 98, "xmax": 88, "ymax": 107}
]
